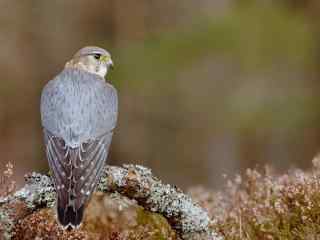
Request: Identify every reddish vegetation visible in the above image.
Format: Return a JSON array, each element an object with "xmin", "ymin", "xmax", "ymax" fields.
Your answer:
[
  {"xmin": 189, "ymin": 156, "xmax": 320, "ymax": 239},
  {"xmin": 0, "ymin": 162, "xmax": 15, "ymax": 198},
  {"xmin": 5, "ymin": 158, "xmax": 320, "ymax": 239},
  {"xmin": 12, "ymin": 193, "xmax": 178, "ymax": 240}
]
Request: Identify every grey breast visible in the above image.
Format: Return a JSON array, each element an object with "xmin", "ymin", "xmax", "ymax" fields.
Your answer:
[{"xmin": 41, "ymin": 68, "xmax": 118, "ymax": 147}]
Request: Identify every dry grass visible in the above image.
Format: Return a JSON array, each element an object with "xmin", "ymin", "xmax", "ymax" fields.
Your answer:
[
  {"xmin": 189, "ymin": 156, "xmax": 320, "ymax": 239},
  {"xmin": 5, "ymin": 157, "xmax": 320, "ymax": 239},
  {"xmin": 0, "ymin": 162, "xmax": 16, "ymax": 198}
]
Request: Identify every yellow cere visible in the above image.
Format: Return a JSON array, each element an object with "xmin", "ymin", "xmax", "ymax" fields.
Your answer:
[{"xmin": 100, "ymin": 55, "xmax": 110, "ymax": 62}]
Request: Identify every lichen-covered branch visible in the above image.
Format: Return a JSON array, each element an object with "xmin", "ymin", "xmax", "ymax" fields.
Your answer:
[
  {"xmin": 0, "ymin": 173, "xmax": 55, "ymax": 240},
  {"xmin": 0, "ymin": 165, "xmax": 222, "ymax": 240},
  {"xmin": 97, "ymin": 165, "xmax": 217, "ymax": 234}
]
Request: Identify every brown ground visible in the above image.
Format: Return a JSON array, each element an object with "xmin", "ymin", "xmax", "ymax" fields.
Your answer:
[{"xmin": 13, "ymin": 192, "xmax": 178, "ymax": 240}]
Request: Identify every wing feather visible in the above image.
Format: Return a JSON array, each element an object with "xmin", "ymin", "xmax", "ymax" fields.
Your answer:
[{"xmin": 44, "ymin": 129, "xmax": 113, "ymax": 226}]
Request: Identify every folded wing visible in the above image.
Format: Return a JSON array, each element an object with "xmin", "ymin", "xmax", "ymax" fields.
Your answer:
[{"xmin": 44, "ymin": 129, "xmax": 113, "ymax": 228}]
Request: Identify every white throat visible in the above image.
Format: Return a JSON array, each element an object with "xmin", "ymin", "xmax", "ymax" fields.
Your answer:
[
  {"xmin": 81, "ymin": 62, "xmax": 107, "ymax": 78},
  {"xmin": 65, "ymin": 61, "xmax": 107, "ymax": 78}
]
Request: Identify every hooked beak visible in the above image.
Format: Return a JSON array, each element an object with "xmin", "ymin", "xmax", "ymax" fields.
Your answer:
[
  {"xmin": 108, "ymin": 59, "xmax": 114, "ymax": 70},
  {"xmin": 100, "ymin": 55, "xmax": 114, "ymax": 70}
]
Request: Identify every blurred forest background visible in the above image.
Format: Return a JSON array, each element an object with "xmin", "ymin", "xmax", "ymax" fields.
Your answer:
[{"xmin": 1, "ymin": 0, "xmax": 320, "ymax": 189}]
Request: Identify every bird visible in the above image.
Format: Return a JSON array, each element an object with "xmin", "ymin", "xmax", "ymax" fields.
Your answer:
[{"xmin": 40, "ymin": 46, "xmax": 117, "ymax": 229}]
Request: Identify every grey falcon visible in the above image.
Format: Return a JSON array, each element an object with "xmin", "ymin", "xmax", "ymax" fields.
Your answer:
[{"xmin": 40, "ymin": 46, "xmax": 117, "ymax": 229}]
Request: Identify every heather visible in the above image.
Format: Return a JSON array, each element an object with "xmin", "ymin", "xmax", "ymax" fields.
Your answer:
[
  {"xmin": 4, "ymin": 160, "xmax": 320, "ymax": 239},
  {"xmin": 189, "ymin": 156, "xmax": 320, "ymax": 239}
]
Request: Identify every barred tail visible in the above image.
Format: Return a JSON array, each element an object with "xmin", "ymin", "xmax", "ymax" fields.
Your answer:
[
  {"xmin": 57, "ymin": 200, "xmax": 84, "ymax": 229},
  {"xmin": 44, "ymin": 129, "xmax": 112, "ymax": 229}
]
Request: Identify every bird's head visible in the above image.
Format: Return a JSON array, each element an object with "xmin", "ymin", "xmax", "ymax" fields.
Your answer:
[{"xmin": 65, "ymin": 46, "xmax": 114, "ymax": 79}]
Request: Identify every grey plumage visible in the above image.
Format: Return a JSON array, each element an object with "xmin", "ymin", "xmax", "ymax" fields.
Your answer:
[
  {"xmin": 41, "ymin": 67, "xmax": 117, "ymax": 228},
  {"xmin": 73, "ymin": 46, "xmax": 111, "ymax": 59}
]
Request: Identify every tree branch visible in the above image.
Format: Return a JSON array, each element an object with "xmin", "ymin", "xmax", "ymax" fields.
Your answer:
[{"xmin": 0, "ymin": 165, "xmax": 222, "ymax": 240}]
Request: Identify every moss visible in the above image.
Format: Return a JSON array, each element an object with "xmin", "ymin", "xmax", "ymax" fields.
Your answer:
[
  {"xmin": 98, "ymin": 165, "xmax": 211, "ymax": 234},
  {"xmin": 136, "ymin": 208, "xmax": 174, "ymax": 240},
  {"xmin": 13, "ymin": 193, "xmax": 179, "ymax": 240},
  {"xmin": 147, "ymin": 181, "xmax": 210, "ymax": 233},
  {"xmin": 2, "ymin": 165, "xmax": 218, "ymax": 239}
]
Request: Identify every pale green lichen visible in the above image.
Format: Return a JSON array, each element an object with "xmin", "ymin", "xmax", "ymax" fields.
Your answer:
[
  {"xmin": 14, "ymin": 172, "xmax": 56, "ymax": 209},
  {"xmin": 182, "ymin": 231, "xmax": 224, "ymax": 240},
  {"xmin": 147, "ymin": 181, "xmax": 210, "ymax": 233},
  {"xmin": 0, "ymin": 208, "xmax": 15, "ymax": 240},
  {"xmin": 1, "ymin": 166, "xmax": 221, "ymax": 240},
  {"xmin": 98, "ymin": 165, "xmax": 214, "ymax": 235}
]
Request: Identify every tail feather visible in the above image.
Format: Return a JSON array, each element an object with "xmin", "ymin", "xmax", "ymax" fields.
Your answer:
[
  {"xmin": 57, "ymin": 201, "xmax": 84, "ymax": 229},
  {"xmin": 44, "ymin": 130, "xmax": 112, "ymax": 229}
]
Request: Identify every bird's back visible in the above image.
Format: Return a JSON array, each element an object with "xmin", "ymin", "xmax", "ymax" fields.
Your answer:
[{"xmin": 41, "ymin": 68, "xmax": 118, "ymax": 147}]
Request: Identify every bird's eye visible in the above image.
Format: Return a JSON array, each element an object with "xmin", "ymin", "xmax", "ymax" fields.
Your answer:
[{"xmin": 93, "ymin": 54, "xmax": 101, "ymax": 60}]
